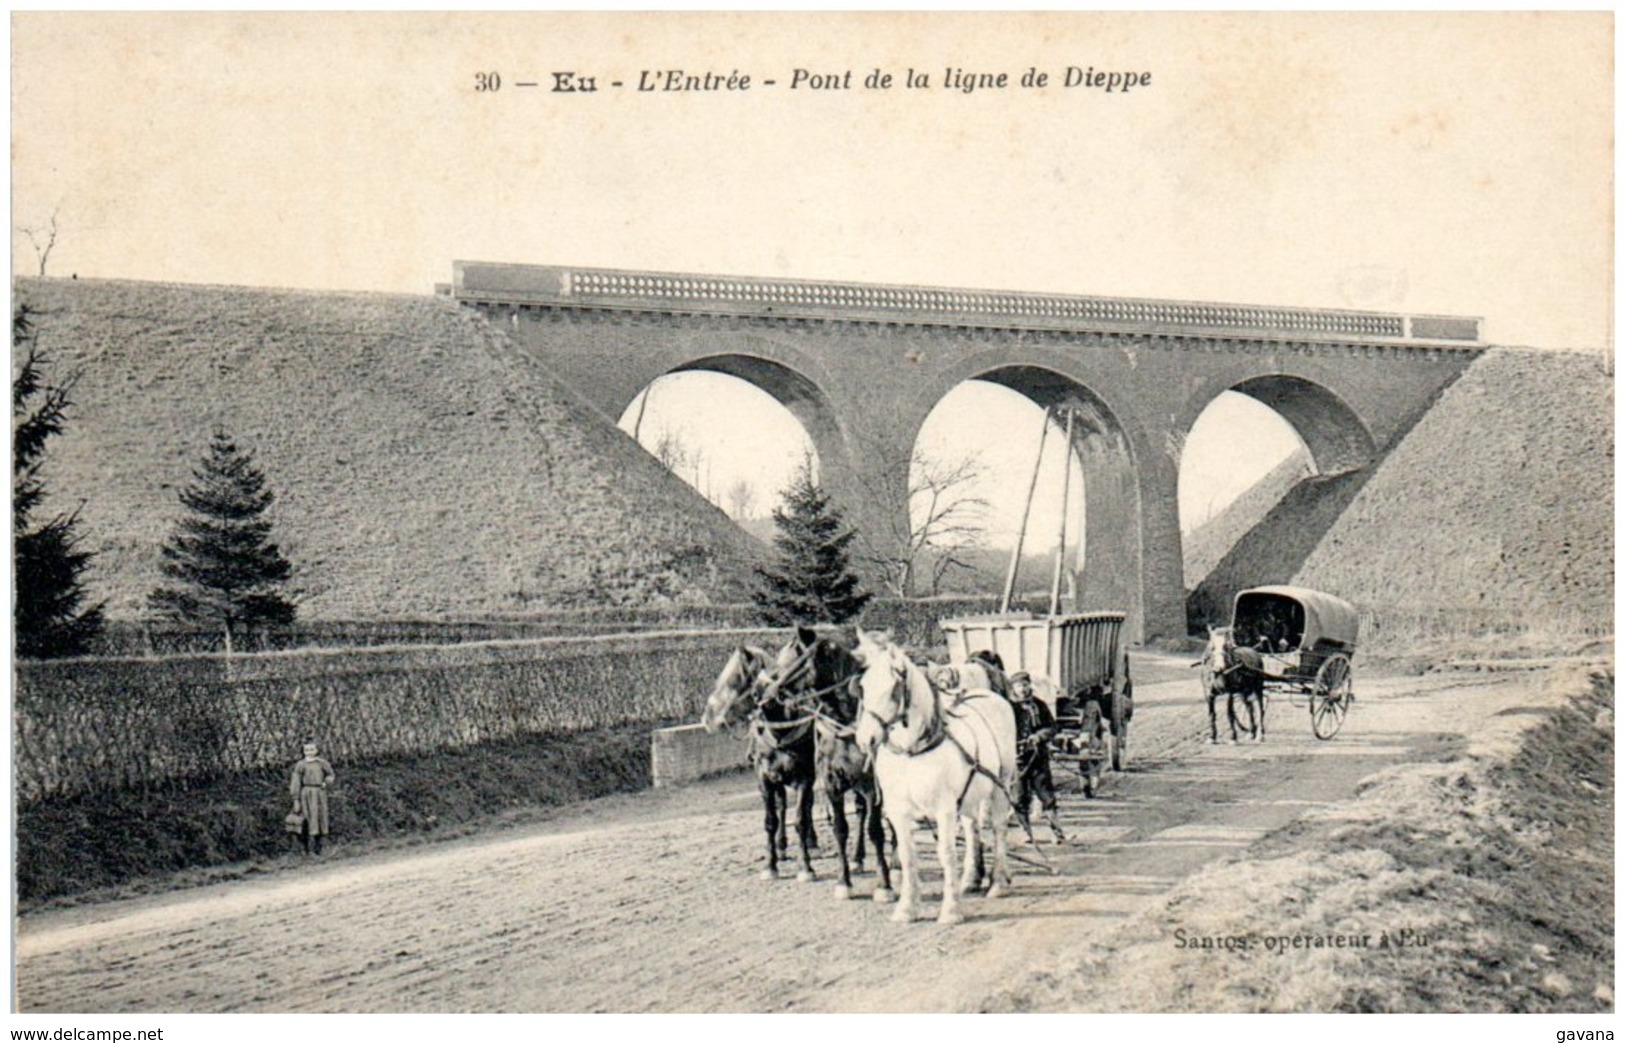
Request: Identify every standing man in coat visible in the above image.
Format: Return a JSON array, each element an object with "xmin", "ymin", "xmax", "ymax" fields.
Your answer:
[{"xmin": 1009, "ymin": 672, "xmax": 1066, "ymax": 845}]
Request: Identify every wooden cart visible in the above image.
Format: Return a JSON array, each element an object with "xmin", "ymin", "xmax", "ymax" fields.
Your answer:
[{"xmin": 940, "ymin": 611, "xmax": 1132, "ymax": 795}]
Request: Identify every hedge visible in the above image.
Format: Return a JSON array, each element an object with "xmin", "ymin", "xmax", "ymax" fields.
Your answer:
[{"xmin": 15, "ymin": 628, "xmax": 786, "ymax": 805}]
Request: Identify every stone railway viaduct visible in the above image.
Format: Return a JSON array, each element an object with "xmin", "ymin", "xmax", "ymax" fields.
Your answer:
[{"xmin": 452, "ymin": 262, "xmax": 1483, "ymax": 642}]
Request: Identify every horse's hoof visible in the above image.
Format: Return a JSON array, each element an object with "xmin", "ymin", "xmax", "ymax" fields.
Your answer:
[
  {"xmin": 759, "ymin": 868, "xmax": 779, "ymax": 881},
  {"xmin": 936, "ymin": 908, "xmax": 966, "ymax": 926},
  {"xmin": 1228, "ymin": 738, "xmax": 1238, "ymax": 746},
  {"xmin": 872, "ymin": 887, "xmax": 897, "ymax": 904},
  {"xmin": 890, "ymin": 905, "xmax": 920, "ymax": 923},
  {"xmin": 797, "ymin": 869, "xmax": 816, "ymax": 883},
  {"xmin": 987, "ymin": 883, "xmax": 1007, "ymax": 900},
  {"xmin": 854, "ymin": 860, "xmax": 866, "ymax": 873},
  {"xmin": 833, "ymin": 884, "xmax": 852, "ymax": 901},
  {"xmin": 1208, "ymin": 737, "xmax": 1219, "ymax": 745}
]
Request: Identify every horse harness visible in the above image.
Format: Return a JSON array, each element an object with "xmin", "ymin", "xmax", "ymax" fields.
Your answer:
[
  {"xmin": 867, "ymin": 663, "xmax": 1015, "ymax": 811},
  {"xmin": 727, "ymin": 649, "xmax": 817, "ymax": 753},
  {"xmin": 762, "ymin": 639, "xmax": 862, "ymax": 740}
]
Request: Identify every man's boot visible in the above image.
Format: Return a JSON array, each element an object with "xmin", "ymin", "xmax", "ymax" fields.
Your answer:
[
  {"xmin": 313, "ymin": 835, "xmax": 324, "ymax": 856},
  {"xmin": 1047, "ymin": 810, "xmax": 1067, "ymax": 845}
]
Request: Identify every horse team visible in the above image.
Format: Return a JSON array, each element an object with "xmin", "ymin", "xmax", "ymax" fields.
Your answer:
[{"xmin": 701, "ymin": 626, "xmax": 1017, "ymax": 926}]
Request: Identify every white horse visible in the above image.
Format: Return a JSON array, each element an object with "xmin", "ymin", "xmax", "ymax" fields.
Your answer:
[{"xmin": 852, "ymin": 630, "xmax": 1017, "ymax": 925}]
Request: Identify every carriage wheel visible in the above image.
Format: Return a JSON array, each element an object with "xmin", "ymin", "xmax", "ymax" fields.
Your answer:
[{"xmin": 1310, "ymin": 655, "xmax": 1352, "ymax": 740}]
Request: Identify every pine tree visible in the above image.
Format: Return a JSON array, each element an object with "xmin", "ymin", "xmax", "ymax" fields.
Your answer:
[
  {"xmin": 752, "ymin": 459, "xmax": 871, "ymax": 625},
  {"xmin": 12, "ymin": 306, "xmax": 105, "ymax": 658},
  {"xmin": 148, "ymin": 430, "xmax": 297, "ymax": 652}
]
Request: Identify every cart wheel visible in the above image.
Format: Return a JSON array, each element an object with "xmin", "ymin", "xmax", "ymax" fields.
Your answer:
[
  {"xmin": 1310, "ymin": 655, "xmax": 1352, "ymax": 740},
  {"xmin": 1110, "ymin": 679, "xmax": 1131, "ymax": 771}
]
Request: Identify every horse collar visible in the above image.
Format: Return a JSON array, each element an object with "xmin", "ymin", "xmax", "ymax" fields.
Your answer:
[{"xmin": 871, "ymin": 665, "xmax": 946, "ymax": 757}]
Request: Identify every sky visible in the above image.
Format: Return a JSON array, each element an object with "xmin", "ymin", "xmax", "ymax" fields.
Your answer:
[
  {"xmin": 11, "ymin": 11, "xmax": 1613, "ymax": 550},
  {"xmin": 620, "ymin": 373, "xmax": 1302, "ymax": 547}
]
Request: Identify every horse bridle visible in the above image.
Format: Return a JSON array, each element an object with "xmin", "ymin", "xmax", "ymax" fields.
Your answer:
[
  {"xmin": 716, "ymin": 645, "xmax": 829, "ymax": 750},
  {"xmin": 864, "ymin": 656, "xmax": 1018, "ymax": 811},
  {"xmin": 764, "ymin": 639, "xmax": 861, "ymax": 737},
  {"xmin": 863, "ymin": 661, "xmax": 946, "ymax": 756}
]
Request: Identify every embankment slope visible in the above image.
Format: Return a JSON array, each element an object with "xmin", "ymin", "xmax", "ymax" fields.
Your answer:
[
  {"xmin": 15, "ymin": 277, "xmax": 764, "ymax": 619},
  {"xmin": 1183, "ymin": 448, "xmax": 1312, "ymax": 589},
  {"xmin": 1294, "ymin": 348, "xmax": 1612, "ymax": 647}
]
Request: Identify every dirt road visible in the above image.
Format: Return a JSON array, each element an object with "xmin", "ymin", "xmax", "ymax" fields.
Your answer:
[{"xmin": 15, "ymin": 660, "xmax": 1561, "ymax": 1013}]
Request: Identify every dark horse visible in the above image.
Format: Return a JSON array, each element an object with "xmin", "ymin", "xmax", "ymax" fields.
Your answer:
[
  {"xmin": 1196, "ymin": 628, "xmax": 1266, "ymax": 743},
  {"xmin": 701, "ymin": 645, "xmax": 820, "ymax": 881},
  {"xmin": 769, "ymin": 627, "xmax": 896, "ymax": 903}
]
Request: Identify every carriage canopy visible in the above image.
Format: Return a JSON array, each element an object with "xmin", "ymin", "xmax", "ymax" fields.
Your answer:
[{"xmin": 1231, "ymin": 586, "xmax": 1359, "ymax": 656}]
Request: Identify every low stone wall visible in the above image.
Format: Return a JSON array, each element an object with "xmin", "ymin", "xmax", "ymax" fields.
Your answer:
[{"xmin": 650, "ymin": 723, "xmax": 750, "ymax": 788}]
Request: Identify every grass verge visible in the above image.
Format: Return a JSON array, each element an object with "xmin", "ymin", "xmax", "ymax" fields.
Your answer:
[
  {"xmin": 981, "ymin": 666, "xmax": 1614, "ymax": 1013},
  {"xmin": 17, "ymin": 719, "xmax": 673, "ymax": 911}
]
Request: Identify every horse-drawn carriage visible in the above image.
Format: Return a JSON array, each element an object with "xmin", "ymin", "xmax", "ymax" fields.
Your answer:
[
  {"xmin": 1201, "ymin": 585, "xmax": 1360, "ymax": 740},
  {"xmin": 940, "ymin": 610, "xmax": 1131, "ymax": 796}
]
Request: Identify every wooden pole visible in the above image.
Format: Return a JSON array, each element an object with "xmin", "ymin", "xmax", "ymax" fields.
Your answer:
[
  {"xmin": 1049, "ymin": 407, "xmax": 1076, "ymax": 616},
  {"xmin": 1000, "ymin": 407, "xmax": 1051, "ymax": 613}
]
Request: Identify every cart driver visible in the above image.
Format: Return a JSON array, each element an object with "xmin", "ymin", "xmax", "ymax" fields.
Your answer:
[
  {"xmin": 1009, "ymin": 671, "xmax": 1067, "ymax": 845},
  {"xmin": 967, "ymin": 649, "xmax": 1013, "ymax": 700}
]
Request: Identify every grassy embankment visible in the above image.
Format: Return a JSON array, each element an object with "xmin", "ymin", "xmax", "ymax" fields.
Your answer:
[
  {"xmin": 17, "ymin": 719, "xmax": 674, "ymax": 910},
  {"xmin": 15, "ymin": 276, "xmax": 765, "ymax": 619},
  {"xmin": 983, "ymin": 666, "xmax": 1614, "ymax": 1013}
]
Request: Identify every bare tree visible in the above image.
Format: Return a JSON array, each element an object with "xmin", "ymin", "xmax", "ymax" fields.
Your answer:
[
  {"xmin": 914, "ymin": 453, "xmax": 991, "ymax": 595},
  {"xmin": 653, "ymin": 429, "xmax": 690, "ymax": 473},
  {"xmin": 855, "ymin": 439, "xmax": 990, "ymax": 598},
  {"xmin": 16, "ymin": 208, "xmax": 59, "ymax": 278},
  {"xmin": 649, "ymin": 427, "xmax": 717, "ymax": 505},
  {"xmin": 724, "ymin": 478, "xmax": 757, "ymax": 521}
]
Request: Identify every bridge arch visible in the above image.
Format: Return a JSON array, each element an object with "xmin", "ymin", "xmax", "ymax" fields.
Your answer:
[
  {"xmin": 1225, "ymin": 375, "xmax": 1375, "ymax": 475},
  {"xmin": 910, "ymin": 359, "xmax": 1147, "ymax": 632},
  {"xmin": 614, "ymin": 347, "xmax": 907, "ymax": 570},
  {"xmin": 1178, "ymin": 373, "xmax": 1381, "ymax": 632},
  {"xmin": 659, "ymin": 353, "xmax": 851, "ymax": 476},
  {"xmin": 1179, "ymin": 373, "xmax": 1377, "ymax": 477}
]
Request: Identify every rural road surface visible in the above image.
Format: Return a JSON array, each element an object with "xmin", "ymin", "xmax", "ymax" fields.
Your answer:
[{"xmin": 15, "ymin": 657, "xmax": 1553, "ymax": 1013}]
